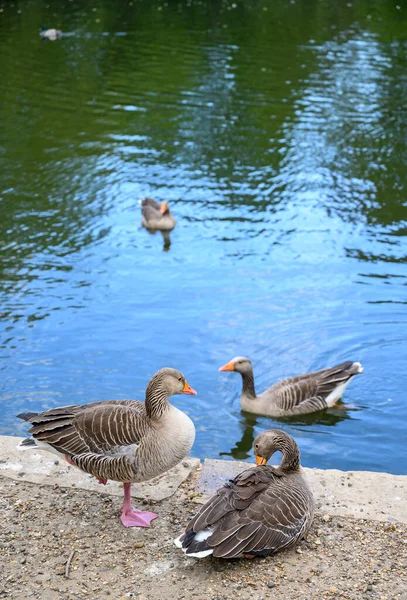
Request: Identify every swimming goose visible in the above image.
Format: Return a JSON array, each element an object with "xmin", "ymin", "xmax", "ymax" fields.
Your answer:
[
  {"xmin": 40, "ymin": 26, "xmax": 62, "ymax": 41},
  {"xmin": 141, "ymin": 197, "xmax": 176, "ymax": 231},
  {"xmin": 219, "ymin": 357, "xmax": 363, "ymax": 417},
  {"xmin": 17, "ymin": 368, "xmax": 196, "ymax": 528},
  {"xmin": 175, "ymin": 429, "xmax": 314, "ymax": 559}
]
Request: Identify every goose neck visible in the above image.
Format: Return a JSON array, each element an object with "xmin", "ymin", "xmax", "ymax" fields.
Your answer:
[
  {"xmin": 278, "ymin": 437, "xmax": 301, "ymax": 473},
  {"xmin": 241, "ymin": 369, "xmax": 256, "ymax": 400},
  {"xmin": 145, "ymin": 384, "xmax": 169, "ymax": 419}
]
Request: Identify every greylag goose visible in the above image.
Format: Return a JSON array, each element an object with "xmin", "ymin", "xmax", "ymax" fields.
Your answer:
[
  {"xmin": 141, "ymin": 197, "xmax": 176, "ymax": 231},
  {"xmin": 17, "ymin": 368, "xmax": 196, "ymax": 528},
  {"xmin": 219, "ymin": 357, "xmax": 363, "ymax": 417},
  {"xmin": 175, "ymin": 429, "xmax": 314, "ymax": 559},
  {"xmin": 40, "ymin": 26, "xmax": 62, "ymax": 40}
]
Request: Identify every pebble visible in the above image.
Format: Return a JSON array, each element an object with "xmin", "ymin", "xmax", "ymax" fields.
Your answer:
[{"xmin": 267, "ymin": 582, "xmax": 276, "ymax": 588}]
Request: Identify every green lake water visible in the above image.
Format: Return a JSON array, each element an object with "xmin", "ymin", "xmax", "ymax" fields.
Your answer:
[{"xmin": 1, "ymin": 0, "xmax": 406, "ymax": 473}]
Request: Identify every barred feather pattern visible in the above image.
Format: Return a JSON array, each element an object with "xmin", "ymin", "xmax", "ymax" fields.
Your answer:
[
  {"xmin": 178, "ymin": 430, "xmax": 315, "ymax": 559},
  {"xmin": 238, "ymin": 360, "xmax": 362, "ymax": 416},
  {"xmin": 72, "ymin": 452, "xmax": 138, "ymax": 481}
]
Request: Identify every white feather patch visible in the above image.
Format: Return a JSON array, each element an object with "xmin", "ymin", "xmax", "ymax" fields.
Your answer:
[
  {"xmin": 194, "ymin": 529, "xmax": 213, "ymax": 542},
  {"xmin": 17, "ymin": 439, "xmax": 67, "ymax": 459},
  {"xmin": 174, "ymin": 528, "xmax": 214, "ymax": 558},
  {"xmin": 185, "ymin": 548, "xmax": 214, "ymax": 559},
  {"xmin": 325, "ymin": 380, "xmax": 351, "ymax": 407}
]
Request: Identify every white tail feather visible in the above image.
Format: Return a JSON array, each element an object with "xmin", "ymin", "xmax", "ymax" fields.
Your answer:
[
  {"xmin": 174, "ymin": 528, "xmax": 214, "ymax": 558},
  {"xmin": 185, "ymin": 548, "xmax": 214, "ymax": 558},
  {"xmin": 17, "ymin": 439, "xmax": 66, "ymax": 459}
]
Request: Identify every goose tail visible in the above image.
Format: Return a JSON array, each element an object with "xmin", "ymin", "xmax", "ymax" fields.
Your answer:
[
  {"xmin": 346, "ymin": 361, "xmax": 363, "ymax": 375},
  {"xmin": 319, "ymin": 361, "xmax": 363, "ymax": 406},
  {"xmin": 17, "ymin": 437, "xmax": 37, "ymax": 450},
  {"xmin": 174, "ymin": 529, "xmax": 214, "ymax": 559}
]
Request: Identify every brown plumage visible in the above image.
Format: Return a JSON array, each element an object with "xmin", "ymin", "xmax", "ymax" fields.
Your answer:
[
  {"xmin": 18, "ymin": 368, "xmax": 197, "ymax": 527},
  {"xmin": 219, "ymin": 357, "xmax": 363, "ymax": 417},
  {"xmin": 141, "ymin": 197, "xmax": 176, "ymax": 231},
  {"xmin": 175, "ymin": 430, "xmax": 315, "ymax": 559}
]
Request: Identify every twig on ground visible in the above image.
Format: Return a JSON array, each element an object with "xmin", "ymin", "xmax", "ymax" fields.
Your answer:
[{"xmin": 65, "ymin": 550, "xmax": 76, "ymax": 578}]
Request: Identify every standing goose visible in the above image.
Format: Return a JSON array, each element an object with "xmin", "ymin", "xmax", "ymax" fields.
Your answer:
[
  {"xmin": 17, "ymin": 368, "xmax": 196, "ymax": 528},
  {"xmin": 175, "ymin": 429, "xmax": 314, "ymax": 559},
  {"xmin": 219, "ymin": 357, "xmax": 363, "ymax": 417},
  {"xmin": 141, "ymin": 197, "xmax": 176, "ymax": 231}
]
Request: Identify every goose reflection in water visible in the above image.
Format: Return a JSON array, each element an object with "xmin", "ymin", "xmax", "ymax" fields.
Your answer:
[
  {"xmin": 144, "ymin": 228, "xmax": 172, "ymax": 252},
  {"xmin": 221, "ymin": 406, "xmax": 356, "ymax": 461}
]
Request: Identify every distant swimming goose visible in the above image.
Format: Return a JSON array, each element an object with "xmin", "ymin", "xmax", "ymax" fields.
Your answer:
[
  {"xmin": 141, "ymin": 197, "xmax": 176, "ymax": 231},
  {"xmin": 17, "ymin": 368, "xmax": 196, "ymax": 528},
  {"xmin": 40, "ymin": 26, "xmax": 62, "ymax": 41},
  {"xmin": 175, "ymin": 429, "xmax": 314, "ymax": 559},
  {"xmin": 219, "ymin": 357, "xmax": 363, "ymax": 417}
]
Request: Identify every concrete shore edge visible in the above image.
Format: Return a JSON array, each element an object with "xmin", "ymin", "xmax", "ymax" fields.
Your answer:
[{"xmin": 1, "ymin": 435, "xmax": 406, "ymax": 524}]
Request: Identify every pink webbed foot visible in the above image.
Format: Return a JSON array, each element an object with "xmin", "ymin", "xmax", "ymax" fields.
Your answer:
[
  {"xmin": 120, "ymin": 509, "xmax": 158, "ymax": 528},
  {"xmin": 96, "ymin": 477, "xmax": 107, "ymax": 485}
]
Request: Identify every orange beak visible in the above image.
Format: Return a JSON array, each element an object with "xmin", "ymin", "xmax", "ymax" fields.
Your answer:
[
  {"xmin": 219, "ymin": 360, "xmax": 235, "ymax": 372},
  {"xmin": 160, "ymin": 202, "xmax": 168, "ymax": 214},
  {"xmin": 182, "ymin": 381, "xmax": 197, "ymax": 396},
  {"xmin": 255, "ymin": 456, "xmax": 267, "ymax": 466}
]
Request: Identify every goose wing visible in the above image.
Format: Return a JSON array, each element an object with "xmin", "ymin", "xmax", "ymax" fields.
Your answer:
[
  {"xmin": 141, "ymin": 197, "xmax": 161, "ymax": 220},
  {"xmin": 19, "ymin": 400, "xmax": 147, "ymax": 457},
  {"xmin": 265, "ymin": 361, "xmax": 361, "ymax": 411},
  {"xmin": 181, "ymin": 466, "xmax": 311, "ymax": 558}
]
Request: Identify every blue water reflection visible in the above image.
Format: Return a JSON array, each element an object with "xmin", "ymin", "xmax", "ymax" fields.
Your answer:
[{"xmin": 0, "ymin": 1, "xmax": 406, "ymax": 474}]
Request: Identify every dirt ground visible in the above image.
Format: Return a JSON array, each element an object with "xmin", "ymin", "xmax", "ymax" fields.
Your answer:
[{"xmin": 0, "ymin": 474, "xmax": 406, "ymax": 600}]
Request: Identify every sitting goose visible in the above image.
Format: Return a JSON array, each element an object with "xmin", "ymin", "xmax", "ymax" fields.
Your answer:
[
  {"xmin": 17, "ymin": 368, "xmax": 196, "ymax": 528},
  {"xmin": 219, "ymin": 357, "xmax": 363, "ymax": 417},
  {"xmin": 141, "ymin": 197, "xmax": 176, "ymax": 231},
  {"xmin": 39, "ymin": 26, "xmax": 62, "ymax": 41},
  {"xmin": 175, "ymin": 429, "xmax": 314, "ymax": 559}
]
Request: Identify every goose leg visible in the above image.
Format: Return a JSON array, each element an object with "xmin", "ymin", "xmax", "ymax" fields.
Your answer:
[{"xmin": 120, "ymin": 483, "xmax": 158, "ymax": 528}]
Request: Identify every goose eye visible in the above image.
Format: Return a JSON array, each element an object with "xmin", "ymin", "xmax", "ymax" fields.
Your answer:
[
  {"xmin": 178, "ymin": 377, "xmax": 182, "ymax": 382},
  {"xmin": 254, "ymin": 444, "xmax": 259, "ymax": 450}
]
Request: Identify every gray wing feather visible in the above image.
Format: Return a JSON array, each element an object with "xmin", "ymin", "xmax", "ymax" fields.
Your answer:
[
  {"xmin": 21, "ymin": 400, "xmax": 147, "ymax": 457},
  {"xmin": 141, "ymin": 197, "xmax": 161, "ymax": 221},
  {"xmin": 268, "ymin": 361, "xmax": 360, "ymax": 411},
  {"xmin": 72, "ymin": 451, "xmax": 138, "ymax": 481}
]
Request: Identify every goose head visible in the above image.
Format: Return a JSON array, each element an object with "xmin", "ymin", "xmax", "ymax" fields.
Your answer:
[
  {"xmin": 160, "ymin": 201, "xmax": 170, "ymax": 215},
  {"xmin": 218, "ymin": 356, "xmax": 252, "ymax": 376},
  {"xmin": 147, "ymin": 367, "xmax": 197, "ymax": 398},
  {"xmin": 253, "ymin": 429, "xmax": 298, "ymax": 466}
]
